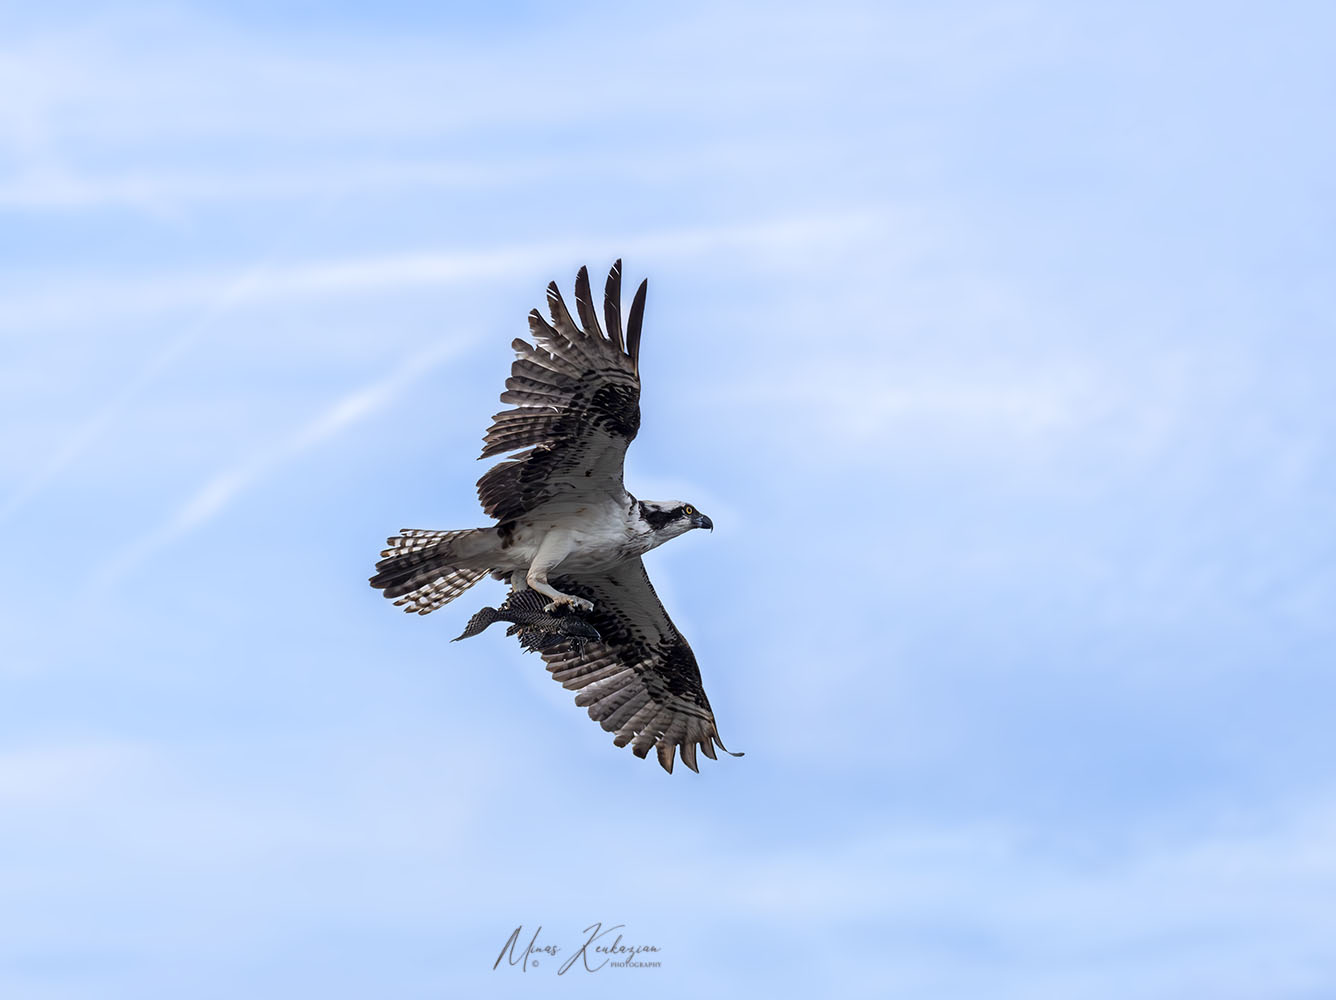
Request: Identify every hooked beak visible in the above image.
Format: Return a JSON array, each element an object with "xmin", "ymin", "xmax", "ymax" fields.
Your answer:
[{"xmin": 693, "ymin": 512, "xmax": 713, "ymax": 532}]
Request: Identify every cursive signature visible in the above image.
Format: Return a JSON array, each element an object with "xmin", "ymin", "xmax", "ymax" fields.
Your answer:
[{"xmin": 493, "ymin": 923, "xmax": 662, "ymax": 973}]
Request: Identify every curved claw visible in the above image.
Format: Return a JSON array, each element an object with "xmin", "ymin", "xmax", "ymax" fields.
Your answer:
[{"xmin": 544, "ymin": 595, "xmax": 594, "ymax": 613}]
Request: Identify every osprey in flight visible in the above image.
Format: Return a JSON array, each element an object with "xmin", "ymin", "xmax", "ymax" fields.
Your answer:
[{"xmin": 370, "ymin": 261, "xmax": 738, "ymax": 774}]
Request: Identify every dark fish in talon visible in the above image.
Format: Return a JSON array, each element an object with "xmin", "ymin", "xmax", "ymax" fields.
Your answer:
[{"xmin": 454, "ymin": 588, "xmax": 601, "ymax": 652}]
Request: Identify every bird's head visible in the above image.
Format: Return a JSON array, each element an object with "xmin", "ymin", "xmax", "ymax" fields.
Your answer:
[{"xmin": 638, "ymin": 500, "xmax": 713, "ymax": 539}]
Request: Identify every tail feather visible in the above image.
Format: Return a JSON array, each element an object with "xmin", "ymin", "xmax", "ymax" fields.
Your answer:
[
  {"xmin": 370, "ymin": 527, "xmax": 493, "ymax": 615},
  {"xmin": 389, "ymin": 566, "xmax": 488, "ymax": 615}
]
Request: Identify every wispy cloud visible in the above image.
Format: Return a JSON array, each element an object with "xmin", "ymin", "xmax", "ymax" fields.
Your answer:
[
  {"xmin": 0, "ymin": 5, "xmax": 913, "ymax": 155},
  {"xmin": 0, "ymin": 159, "xmax": 541, "ymax": 211},
  {"xmin": 0, "ymin": 263, "xmax": 282, "ymax": 525},
  {"xmin": 3, "ymin": 210, "xmax": 883, "ymax": 331},
  {"xmin": 86, "ymin": 337, "xmax": 467, "ymax": 590},
  {"xmin": 0, "ymin": 141, "xmax": 807, "ymax": 212},
  {"xmin": 1, "ymin": 210, "xmax": 879, "ymax": 529},
  {"xmin": 657, "ymin": 803, "xmax": 1336, "ymax": 993}
]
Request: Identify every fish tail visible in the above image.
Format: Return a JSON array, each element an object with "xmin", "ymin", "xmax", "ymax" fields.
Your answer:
[{"xmin": 453, "ymin": 606, "xmax": 500, "ymax": 641}]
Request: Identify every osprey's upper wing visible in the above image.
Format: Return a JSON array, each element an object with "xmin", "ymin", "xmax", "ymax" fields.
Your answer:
[
  {"xmin": 540, "ymin": 559, "xmax": 739, "ymax": 773},
  {"xmin": 477, "ymin": 261, "xmax": 647, "ymax": 523}
]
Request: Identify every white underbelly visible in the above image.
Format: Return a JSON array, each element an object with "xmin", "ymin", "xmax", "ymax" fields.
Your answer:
[{"xmin": 502, "ymin": 502, "xmax": 641, "ymax": 575}]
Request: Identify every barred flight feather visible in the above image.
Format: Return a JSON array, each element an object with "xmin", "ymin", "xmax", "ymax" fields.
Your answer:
[
  {"xmin": 392, "ymin": 568, "xmax": 488, "ymax": 615},
  {"xmin": 573, "ymin": 265, "xmax": 604, "ymax": 340},
  {"xmin": 475, "ymin": 263, "xmax": 644, "ymax": 525},
  {"xmin": 537, "ymin": 559, "xmax": 739, "ymax": 774},
  {"xmin": 603, "ymin": 259, "xmax": 625, "ymax": 351}
]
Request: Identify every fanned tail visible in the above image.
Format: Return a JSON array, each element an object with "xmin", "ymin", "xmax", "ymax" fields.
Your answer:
[{"xmin": 369, "ymin": 528, "xmax": 494, "ymax": 615}]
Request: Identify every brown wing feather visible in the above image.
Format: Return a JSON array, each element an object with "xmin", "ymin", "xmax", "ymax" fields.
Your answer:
[
  {"xmin": 538, "ymin": 559, "xmax": 740, "ymax": 774},
  {"xmin": 476, "ymin": 262, "xmax": 643, "ymax": 524},
  {"xmin": 603, "ymin": 258, "xmax": 625, "ymax": 351}
]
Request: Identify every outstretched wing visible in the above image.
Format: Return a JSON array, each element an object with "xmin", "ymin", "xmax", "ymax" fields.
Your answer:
[
  {"xmin": 539, "ymin": 559, "xmax": 740, "ymax": 774},
  {"xmin": 477, "ymin": 261, "xmax": 648, "ymax": 524}
]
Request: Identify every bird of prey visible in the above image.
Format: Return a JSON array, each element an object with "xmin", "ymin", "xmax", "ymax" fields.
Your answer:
[{"xmin": 370, "ymin": 261, "xmax": 738, "ymax": 774}]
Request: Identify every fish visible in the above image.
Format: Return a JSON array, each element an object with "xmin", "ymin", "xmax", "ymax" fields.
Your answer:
[{"xmin": 453, "ymin": 587, "xmax": 602, "ymax": 652}]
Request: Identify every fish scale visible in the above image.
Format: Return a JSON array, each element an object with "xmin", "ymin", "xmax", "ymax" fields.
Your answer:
[{"xmin": 453, "ymin": 589, "xmax": 601, "ymax": 652}]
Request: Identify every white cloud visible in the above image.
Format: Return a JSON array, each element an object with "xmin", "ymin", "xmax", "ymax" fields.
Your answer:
[
  {"xmin": 708, "ymin": 357, "xmax": 1110, "ymax": 460},
  {"xmin": 86, "ymin": 337, "xmax": 468, "ymax": 590},
  {"xmin": 0, "ymin": 140, "xmax": 811, "ymax": 212},
  {"xmin": 666, "ymin": 803, "xmax": 1336, "ymax": 994},
  {"xmin": 1, "ymin": 210, "xmax": 880, "ymax": 533},
  {"xmin": 3, "ymin": 211, "xmax": 882, "ymax": 332},
  {"xmin": 0, "ymin": 263, "xmax": 276, "ymax": 525}
]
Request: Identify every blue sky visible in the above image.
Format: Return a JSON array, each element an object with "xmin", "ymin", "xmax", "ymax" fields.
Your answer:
[{"xmin": 3, "ymin": 2, "xmax": 1335, "ymax": 997}]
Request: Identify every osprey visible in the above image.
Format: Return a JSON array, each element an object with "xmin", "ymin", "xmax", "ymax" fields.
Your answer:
[{"xmin": 370, "ymin": 261, "xmax": 738, "ymax": 774}]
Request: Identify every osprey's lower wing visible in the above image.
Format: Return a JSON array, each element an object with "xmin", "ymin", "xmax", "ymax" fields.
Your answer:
[{"xmin": 540, "ymin": 559, "xmax": 739, "ymax": 774}]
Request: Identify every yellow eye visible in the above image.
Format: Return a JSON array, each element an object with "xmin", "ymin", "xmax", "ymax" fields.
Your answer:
[{"xmin": 683, "ymin": 505, "xmax": 694, "ymax": 515}]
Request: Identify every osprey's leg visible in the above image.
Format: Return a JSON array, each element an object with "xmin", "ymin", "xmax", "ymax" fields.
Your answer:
[{"xmin": 525, "ymin": 529, "xmax": 594, "ymax": 613}]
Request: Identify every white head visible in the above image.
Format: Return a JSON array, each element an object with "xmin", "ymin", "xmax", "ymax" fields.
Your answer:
[{"xmin": 636, "ymin": 500, "xmax": 713, "ymax": 542}]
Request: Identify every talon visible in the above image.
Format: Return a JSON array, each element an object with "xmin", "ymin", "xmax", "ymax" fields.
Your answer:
[{"xmin": 543, "ymin": 595, "xmax": 594, "ymax": 613}]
